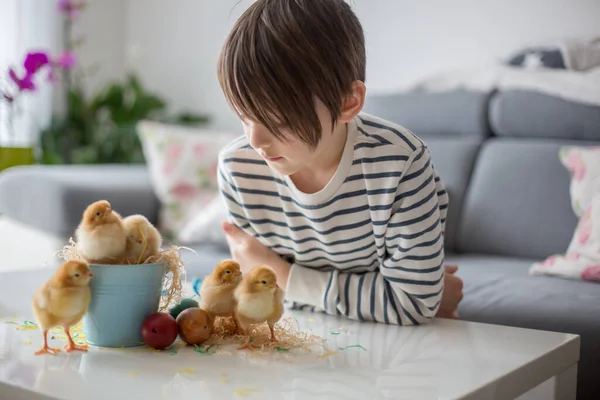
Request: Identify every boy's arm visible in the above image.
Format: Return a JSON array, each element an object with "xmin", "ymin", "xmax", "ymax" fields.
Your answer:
[{"xmin": 285, "ymin": 146, "xmax": 447, "ymax": 325}]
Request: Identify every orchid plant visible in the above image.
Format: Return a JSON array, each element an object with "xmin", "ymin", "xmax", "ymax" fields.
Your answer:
[
  {"xmin": 0, "ymin": 0, "xmax": 82, "ymax": 148},
  {"xmin": 3, "ymin": 0, "xmax": 208, "ymax": 165}
]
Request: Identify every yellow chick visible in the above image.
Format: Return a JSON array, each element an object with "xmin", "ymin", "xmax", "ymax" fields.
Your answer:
[
  {"xmin": 122, "ymin": 214, "xmax": 162, "ymax": 263},
  {"xmin": 233, "ymin": 266, "xmax": 285, "ymax": 345},
  {"xmin": 199, "ymin": 260, "xmax": 243, "ymax": 318},
  {"xmin": 75, "ymin": 200, "xmax": 127, "ymax": 263},
  {"xmin": 32, "ymin": 260, "xmax": 93, "ymax": 355}
]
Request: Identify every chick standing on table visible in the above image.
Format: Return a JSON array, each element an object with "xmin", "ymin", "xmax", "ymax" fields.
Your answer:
[
  {"xmin": 75, "ymin": 200, "xmax": 127, "ymax": 263},
  {"xmin": 32, "ymin": 260, "xmax": 93, "ymax": 355},
  {"xmin": 200, "ymin": 260, "xmax": 243, "ymax": 318},
  {"xmin": 233, "ymin": 266, "xmax": 285, "ymax": 347},
  {"xmin": 122, "ymin": 214, "xmax": 162, "ymax": 263}
]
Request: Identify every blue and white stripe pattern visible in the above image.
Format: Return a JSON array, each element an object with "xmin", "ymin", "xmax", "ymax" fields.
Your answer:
[{"xmin": 218, "ymin": 113, "xmax": 448, "ymax": 325}]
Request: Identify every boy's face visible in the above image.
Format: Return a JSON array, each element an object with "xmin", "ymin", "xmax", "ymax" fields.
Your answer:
[{"xmin": 242, "ymin": 99, "xmax": 342, "ymax": 177}]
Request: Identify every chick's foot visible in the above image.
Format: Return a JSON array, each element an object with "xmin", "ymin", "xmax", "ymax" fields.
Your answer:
[
  {"xmin": 34, "ymin": 345, "xmax": 61, "ymax": 356},
  {"xmin": 64, "ymin": 342, "xmax": 88, "ymax": 352}
]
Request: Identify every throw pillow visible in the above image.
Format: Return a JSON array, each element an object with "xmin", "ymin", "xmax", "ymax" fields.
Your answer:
[
  {"xmin": 530, "ymin": 193, "xmax": 600, "ymax": 282},
  {"xmin": 559, "ymin": 146, "xmax": 600, "ymax": 217},
  {"xmin": 137, "ymin": 120, "xmax": 238, "ymax": 244},
  {"xmin": 530, "ymin": 145, "xmax": 600, "ymax": 282}
]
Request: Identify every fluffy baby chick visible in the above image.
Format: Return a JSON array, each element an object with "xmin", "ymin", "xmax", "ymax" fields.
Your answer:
[
  {"xmin": 199, "ymin": 260, "xmax": 243, "ymax": 318},
  {"xmin": 32, "ymin": 260, "xmax": 93, "ymax": 355},
  {"xmin": 122, "ymin": 214, "xmax": 162, "ymax": 263},
  {"xmin": 75, "ymin": 200, "xmax": 126, "ymax": 263},
  {"xmin": 233, "ymin": 266, "xmax": 285, "ymax": 346}
]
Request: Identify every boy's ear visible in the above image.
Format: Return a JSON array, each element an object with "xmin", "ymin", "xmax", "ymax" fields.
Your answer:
[{"xmin": 339, "ymin": 80, "xmax": 366, "ymax": 123}]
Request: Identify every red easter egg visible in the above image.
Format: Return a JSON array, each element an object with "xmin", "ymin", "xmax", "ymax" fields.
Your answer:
[{"xmin": 141, "ymin": 312, "xmax": 178, "ymax": 350}]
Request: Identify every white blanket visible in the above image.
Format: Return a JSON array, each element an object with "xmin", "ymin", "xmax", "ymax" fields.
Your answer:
[{"xmin": 401, "ymin": 63, "xmax": 600, "ymax": 107}]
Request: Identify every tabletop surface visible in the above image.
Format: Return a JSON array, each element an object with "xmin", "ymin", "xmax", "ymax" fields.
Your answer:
[{"xmin": 0, "ymin": 267, "xmax": 580, "ymax": 400}]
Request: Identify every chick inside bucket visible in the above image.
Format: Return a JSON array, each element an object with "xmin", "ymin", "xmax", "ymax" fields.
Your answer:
[{"xmin": 83, "ymin": 262, "xmax": 167, "ymax": 348}]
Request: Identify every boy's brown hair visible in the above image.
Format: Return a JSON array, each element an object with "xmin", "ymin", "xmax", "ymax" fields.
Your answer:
[{"xmin": 218, "ymin": 0, "xmax": 366, "ymax": 149}]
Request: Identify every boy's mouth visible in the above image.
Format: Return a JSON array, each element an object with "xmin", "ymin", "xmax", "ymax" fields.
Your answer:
[{"xmin": 263, "ymin": 154, "xmax": 283, "ymax": 162}]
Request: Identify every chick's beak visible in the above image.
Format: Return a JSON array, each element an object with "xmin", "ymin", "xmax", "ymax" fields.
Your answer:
[
  {"xmin": 88, "ymin": 272, "xmax": 93, "ymax": 278},
  {"xmin": 106, "ymin": 208, "xmax": 112, "ymax": 214}
]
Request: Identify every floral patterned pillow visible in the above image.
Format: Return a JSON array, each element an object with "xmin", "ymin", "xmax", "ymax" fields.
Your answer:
[
  {"xmin": 530, "ymin": 146, "xmax": 600, "ymax": 282},
  {"xmin": 560, "ymin": 146, "xmax": 600, "ymax": 216},
  {"xmin": 137, "ymin": 120, "xmax": 238, "ymax": 243}
]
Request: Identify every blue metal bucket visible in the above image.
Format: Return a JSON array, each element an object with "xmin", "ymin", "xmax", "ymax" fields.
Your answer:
[{"xmin": 83, "ymin": 262, "xmax": 166, "ymax": 348}]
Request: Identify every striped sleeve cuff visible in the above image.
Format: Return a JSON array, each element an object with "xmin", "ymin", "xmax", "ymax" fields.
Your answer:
[{"xmin": 285, "ymin": 264, "xmax": 331, "ymax": 307}]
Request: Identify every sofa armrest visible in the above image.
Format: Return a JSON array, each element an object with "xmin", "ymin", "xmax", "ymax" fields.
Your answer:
[{"xmin": 0, "ymin": 164, "xmax": 160, "ymax": 237}]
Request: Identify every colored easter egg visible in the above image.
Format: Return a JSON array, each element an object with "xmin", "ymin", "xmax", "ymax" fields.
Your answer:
[
  {"xmin": 141, "ymin": 312, "xmax": 178, "ymax": 350},
  {"xmin": 176, "ymin": 307, "xmax": 214, "ymax": 345},
  {"xmin": 168, "ymin": 298, "xmax": 199, "ymax": 320}
]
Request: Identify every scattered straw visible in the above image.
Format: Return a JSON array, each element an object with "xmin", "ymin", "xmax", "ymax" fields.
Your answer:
[
  {"xmin": 175, "ymin": 367, "xmax": 197, "ymax": 374},
  {"xmin": 59, "ymin": 238, "xmax": 189, "ymax": 312},
  {"xmin": 206, "ymin": 317, "xmax": 324, "ymax": 354},
  {"xmin": 339, "ymin": 344, "xmax": 367, "ymax": 351},
  {"xmin": 318, "ymin": 350, "xmax": 338, "ymax": 358},
  {"xmin": 233, "ymin": 388, "xmax": 260, "ymax": 397}
]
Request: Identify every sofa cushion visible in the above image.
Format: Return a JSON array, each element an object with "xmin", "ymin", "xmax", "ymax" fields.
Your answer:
[
  {"xmin": 456, "ymin": 138, "xmax": 589, "ymax": 259},
  {"xmin": 490, "ymin": 90, "xmax": 600, "ymax": 140},
  {"xmin": 423, "ymin": 138, "xmax": 481, "ymax": 251},
  {"xmin": 447, "ymin": 253, "xmax": 600, "ymax": 400},
  {"xmin": 362, "ymin": 89, "xmax": 491, "ymax": 139},
  {"xmin": 0, "ymin": 165, "xmax": 159, "ymax": 237}
]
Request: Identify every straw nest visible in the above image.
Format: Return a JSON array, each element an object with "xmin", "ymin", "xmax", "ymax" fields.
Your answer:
[
  {"xmin": 205, "ymin": 316, "xmax": 326, "ymax": 353},
  {"xmin": 59, "ymin": 237, "xmax": 188, "ymax": 312}
]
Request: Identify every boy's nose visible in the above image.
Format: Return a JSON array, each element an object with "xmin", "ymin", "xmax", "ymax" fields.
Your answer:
[{"xmin": 247, "ymin": 122, "xmax": 272, "ymax": 149}]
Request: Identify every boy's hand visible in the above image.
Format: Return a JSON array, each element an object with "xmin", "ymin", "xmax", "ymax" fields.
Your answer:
[
  {"xmin": 222, "ymin": 222, "xmax": 290, "ymax": 286},
  {"xmin": 436, "ymin": 265, "xmax": 464, "ymax": 319}
]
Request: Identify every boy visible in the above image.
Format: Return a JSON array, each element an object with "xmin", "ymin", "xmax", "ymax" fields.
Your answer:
[{"xmin": 216, "ymin": 0, "xmax": 463, "ymax": 324}]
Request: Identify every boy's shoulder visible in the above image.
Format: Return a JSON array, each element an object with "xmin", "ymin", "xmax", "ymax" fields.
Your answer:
[
  {"xmin": 218, "ymin": 135, "xmax": 258, "ymax": 161},
  {"xmin": 217, "ymin": 135, "xmax": 267, "ymax": 175},
  {"xmin": 355, "ymin": 112, "xmax": 425, "ymax": 155}
]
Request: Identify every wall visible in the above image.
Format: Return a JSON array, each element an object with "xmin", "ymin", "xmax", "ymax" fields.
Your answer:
[{"xmin": 124, "ymin": 0, "xmax": 600, "ymax": 134}]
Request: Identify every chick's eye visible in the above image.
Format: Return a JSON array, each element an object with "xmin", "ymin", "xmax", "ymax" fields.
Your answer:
[
  {"xmin": 95, "ymin": 212, "xmax": 101, "ymax": 217},
  {"xmin": 261, "ymin": 280, "xmax": 267, "ymax": 285},
  {"xmin": 225, "ymin": 270, "xmax": 231, "ymax": 274},
  {"xmin": 74, "ymin": 273, "xmax": 80, "ymax": 278}
]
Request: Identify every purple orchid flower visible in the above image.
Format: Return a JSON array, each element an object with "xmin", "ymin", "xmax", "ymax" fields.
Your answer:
[
  {"xmin": 57, "ymin": 0, "xmax": 81, "ymax": 19},
  {"xmin": 8, "ymin": 69, "xmax": 36, "ymax": 92},
  {"xmin": 23, "ymin": 52, "xmax": 50, "ymax": 75},
  {"xmin": 56, "ymin": 51, "xmax": 77, "ymax": 69}
]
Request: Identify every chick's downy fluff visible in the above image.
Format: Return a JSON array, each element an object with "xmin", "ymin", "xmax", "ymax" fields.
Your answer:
[
  {"xmin": 75, "ymin": 200, "xmax": 126, "ymax": 263},
  {"xmin": 199, "ymin": 260, "xmax": 243, "ymax": 317},
  {"xmin": 233, "ymin": 266, "xmax": 284, "ymax": 341},
  {"xmin": 122, "ymin": 214, "xmax": 162, "ymax": 262},
  {"xmin": 32, "ymin": 260, "xmax": 93, "ymax": 355}
]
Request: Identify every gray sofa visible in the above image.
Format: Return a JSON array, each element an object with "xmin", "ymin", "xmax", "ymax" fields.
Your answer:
[{"xmin": 1, "ymin": 88, "xmax": 599, "ymax": 398}]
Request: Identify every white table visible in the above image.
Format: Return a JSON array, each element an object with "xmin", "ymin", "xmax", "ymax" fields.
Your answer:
[{"xmin": 0, "ymin": 267, "xmax": 579, "ymax": 400}]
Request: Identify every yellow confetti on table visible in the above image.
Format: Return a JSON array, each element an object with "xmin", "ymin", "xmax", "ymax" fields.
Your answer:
[
  {"xmin": 128, "ymin": 372, "xmax": 140, "ymax": 377},
  {"xmin": 307, "ymin": 318, "xmax": 316, "ymax": 323},
  {"xmin": 175, "ymin": 367, "xmax": 196, "ymax": 374},
  {"xmin": 9, "ymin": 316, "xmax": 19, "ymax": 319},
  {"xmin": 22, "ymin": 340, "xmax": 32, "ymax": 345},
  {"xmin": 220, "ymin": 373, "xmax": 228, "ymax": 384},
  {"xmin": 317, "ymin": 350, "xmax": 338, "ymax": 359},
  {"xmin": 233, "ymin": 388, "xmax": 260, "ymax": 397},
  {"xmin": 4, "ymin": 322, "xmax": 17, "ymax": 325}
]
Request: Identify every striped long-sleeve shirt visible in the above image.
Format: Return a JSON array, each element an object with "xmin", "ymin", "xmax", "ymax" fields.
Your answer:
[{"xmin": 217, "ymin": 113, "xmax": 449, "ymax": 325}]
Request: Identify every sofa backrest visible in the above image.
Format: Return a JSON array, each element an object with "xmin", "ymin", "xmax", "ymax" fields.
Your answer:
[{"xmin": 363, "ymin": 88, "xmax": 600, "ymax": 260}]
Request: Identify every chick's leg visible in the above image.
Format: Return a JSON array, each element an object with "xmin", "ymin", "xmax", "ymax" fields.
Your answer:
[
  {"xmin": 63, "ymin": 325, "xmax": 88, "ymax": 352},
  {"xmin": 34, "ymin": 329, "xmax": 61, "ymax": 355},
  {"xmin": 268, "ymin": 322, "xmax": 277, "ymax": 342}
]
